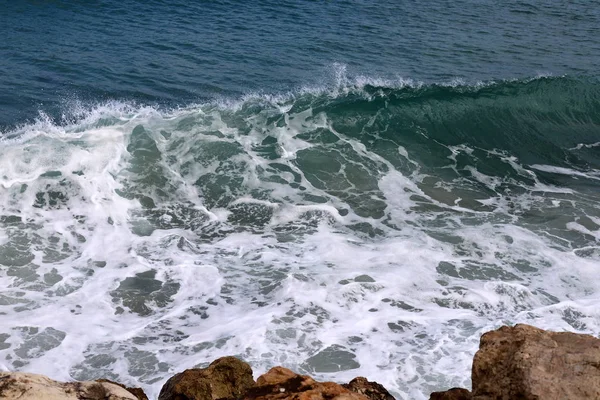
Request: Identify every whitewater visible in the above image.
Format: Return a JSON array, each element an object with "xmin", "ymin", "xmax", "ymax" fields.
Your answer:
[{"xmin": 0, "ymin": 75, "xmax": 599, "ymax": 400}]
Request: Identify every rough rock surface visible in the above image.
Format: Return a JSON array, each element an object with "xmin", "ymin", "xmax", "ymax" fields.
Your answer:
[
  {"xmin": 0, "ymin": 372, "xmax": 140, "ymax": 400},
  {"xmin": 471, "ymin": 323, "xmax": 600, "ymax": 399},
  {"xmin": 343, "ymin": 377, "xmax": 395, "ymax": 400},
  {"xmin": 245, "ymin": 366, "xmax": 368, "ymax": 400},
  {"xmin": 96, "ymin": 378, "xmax": 149, "ymax": 400},
  {"xmin": 158, "ymin": 356, "xmax": 256, "ymax": 400},
  {"xmin": 430, "ymin": 323, "xmax": 600, "ymax": 400},
  {"xmin": 429, "ymin": 388, "xmax": 472, "ymax": 400}
]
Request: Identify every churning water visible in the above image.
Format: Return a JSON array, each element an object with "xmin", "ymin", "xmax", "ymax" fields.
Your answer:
[{"xmin": 1, "ymin": 2, "xmax": 600, "ymax": 399}]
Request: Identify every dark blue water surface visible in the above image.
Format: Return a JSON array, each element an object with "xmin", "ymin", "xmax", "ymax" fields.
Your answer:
[{"xmin": 2, "ymin": 0, "xmax": 600, "ymax": 128}]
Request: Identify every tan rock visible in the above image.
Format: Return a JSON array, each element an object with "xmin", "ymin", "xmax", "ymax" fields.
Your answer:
[
  {"xmin": 471, "ymin": 324, "xmax": 600, "ymax": 399},
  {"xmin": 158, "ymin": 356, "xmax": 256, "ymax": 400},
  {"xmin": 429, "ymin": 387, "xmax": 472, "ymax": 400},
  {"xmin": 245, "ymin": 366, "xmax": 368, "ymax": 400},
  {"xmin": 256, "ymin": 366, "xmax": 312, "ymax": 387},
  {"xmin": 0, "ymin": 372, "xmax": 140, "ymax": 400},
  {"xmin": 343, "ymin": 377, "xmax": 395, "ymax": 400},
  {"xmin": 96, "ymin": 378, "xmax": 149, "ymax": 400}
]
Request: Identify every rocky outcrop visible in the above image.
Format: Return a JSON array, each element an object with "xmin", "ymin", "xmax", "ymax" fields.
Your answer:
[
  {"xmin": 429, "ymin": 388, "xmax": 472, "ymax": 400},
  {"xmin": 473, "ymin": 324, "xmax": 600, "ymax": 399},
  {"xmin": 158, "ymin": 356, "xmax": 256, "ymax": 400},
  {"xmin": 8, "ymin": 324, "xmax": 599, "ymax": 400},
  {"xmin": 431, "ymin": 323, "xmax": 600, "ymax": 400},
  {"xmin": 0, "ymin": 357, "xmax": 391, "ymax": 400},
  {"xmin": 96, "ymin": 379, "xmax": 149, "ymax": 400},
  {"xmin": 157, "ymin": 359, "xmax": 390, "ymax": 400},
  {"xmin": 245, "ymin": 366, "xmax": 367, "ymax": 400},
  {"xmin": 0, "ymin": 372, "xmax": 141, "ymax": 400},
  {"xmin": 343, "ymin": 377, "xmax": 395, "ymax": 400}
]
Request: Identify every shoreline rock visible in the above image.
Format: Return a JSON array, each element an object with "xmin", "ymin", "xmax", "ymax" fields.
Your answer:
[
  {"xmin": 0, "ymin": 358, "xmax": 391, "ymax": 400},
  {"xmin": 1, "ymin": 324, "xmax": 598, "ymax": 400},
  {"xmin": 158, "ymin": 357, "xmax": 393, "ymax": 400},
  {"xmin": 96, "ymin": 379, "xmax": 150, "ymax": 400},
  {"xmin": 431, "ymin": 323, "xmax": 600, "ymax": 400},
  {"xmin": 158, "ymin": 356, "xmax": 255, "ymax": 400},
  {"xmin": 343, "ymin": 377, "xmax": 395, "ymax": 400},
  {"xmin": 0, "ymin": 372, "xmax": 143, "ymax": 400}
]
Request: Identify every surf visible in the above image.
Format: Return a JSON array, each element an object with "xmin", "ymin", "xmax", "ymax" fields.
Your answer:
[{"xmin": 0, "ymin": 75, "xmax": 599, "ymax": 399}]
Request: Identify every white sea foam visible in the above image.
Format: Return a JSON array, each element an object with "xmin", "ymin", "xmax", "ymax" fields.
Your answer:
[
  {"xmin": 0, "ymin": 99, "xmax": 599, "ymax": 400},
  {"xmin": 530, "ymin": 164, "xmax": 600, "ymax": 180},
  {"xmin": 570, "ymin": 141, "xmax": 600, "ymax": 150}
]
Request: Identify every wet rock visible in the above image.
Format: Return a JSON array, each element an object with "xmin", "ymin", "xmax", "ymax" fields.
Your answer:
[
  {"xmin": 0, "ymin": 372, "xmax": 139, "ymax": 399},
  {"xmin": 158, "ymin": 356, "xmax": 255, "ymax": 400},
  {"xmin": 245, "ymin": 366, "xmax": 368, "ymax": 400},
  {"xmin": 471, "ymin": 323, "xmax": 600, "ymax": 399},
  {"xmin": 343, "ymin": 377, "xmax": 395, "ymax": 400},
  {"xmin": 96, "ymin": 379, "xmax": 149, "ymax": 400},
  {"xmin": 429, "ymin": 388, "xmax": 472, "ymax": 400}
]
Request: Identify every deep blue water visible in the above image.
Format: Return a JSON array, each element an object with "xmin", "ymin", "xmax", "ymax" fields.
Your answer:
[
  {"xmin": 2, "ymin": 0, "xmax": 600, "ymax": 128},
  {"xmin": 1, "ymin": 2, "xmax": 600, "ymax": 399}
]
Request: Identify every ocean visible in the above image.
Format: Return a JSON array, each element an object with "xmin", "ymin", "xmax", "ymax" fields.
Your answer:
[{"xmin": 1, "ymin": 1, "xmax": 599, "ymax": 399}]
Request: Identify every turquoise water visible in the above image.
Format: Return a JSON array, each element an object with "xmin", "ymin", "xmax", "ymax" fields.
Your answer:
[{"xmin": 1, "ymin": 2, "xmax": 599, "ymax": 399}]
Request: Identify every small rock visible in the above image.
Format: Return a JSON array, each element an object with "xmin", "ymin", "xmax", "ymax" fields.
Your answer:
[
  {"xmin": 245, "ymin": 366, "xmax": 368, "ymax": 400},
  {"xmin": 96, "ymin": 379, "xmax": 149, "ymax": 400},
  {"xmin": 343, "ymin": 377, "xmax": 395, "ymax": 400},
  {"xmin": 158, "ymin": 356, "xmax": 255, "ymax": 400},
  {"xmin": 256, "ymin": 366, "xmax": 307, "ymax": 386},
  {"xmin": 429, "ymin": 388, "xmax": 472, "ymax": 400}
]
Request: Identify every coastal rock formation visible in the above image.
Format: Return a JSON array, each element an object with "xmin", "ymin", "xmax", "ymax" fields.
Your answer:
[
  {"xmin": 473, "ymin": 324, "xmax": 600, "ymax": 399},
  {"xmin": 158, "ymin": 359, "xmax": 389, "ymax": 400},
  {"xmin": 245, "ymin": 366, "xmax": 367, "ymax": 400},
  {"xmin": 158, "ymin": 356, "xmax": 256, "ymax": 400},
  {"xmin": 429, "ymin": 388, "xmax": 472, "ymax": 400},
  {"xmin": 0, "ymin": 372, "xmax": 141, "ymax": 400},
  {"xmin": 431, "ymin": 323, "xmax": 600, "ymax": 400},
  {"xmin": 4, "ymin": 324, "xmax": 600, "ymax": 400},
  {"xmin": 343, "ymin": 377, "xmax": 396, "ymax": 400},
  {"xmin": 0, "ymin": 357, "xmax": 389, "ymax": 400},
  {"xmin": 96, "ymin": 379, "xmax": 149, "ymax": 400}
]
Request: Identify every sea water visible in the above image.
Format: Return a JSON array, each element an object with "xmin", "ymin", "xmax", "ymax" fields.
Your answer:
[{"xmin": 1, "ymin": 2, "xmax": 599, "ymax": 399}]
